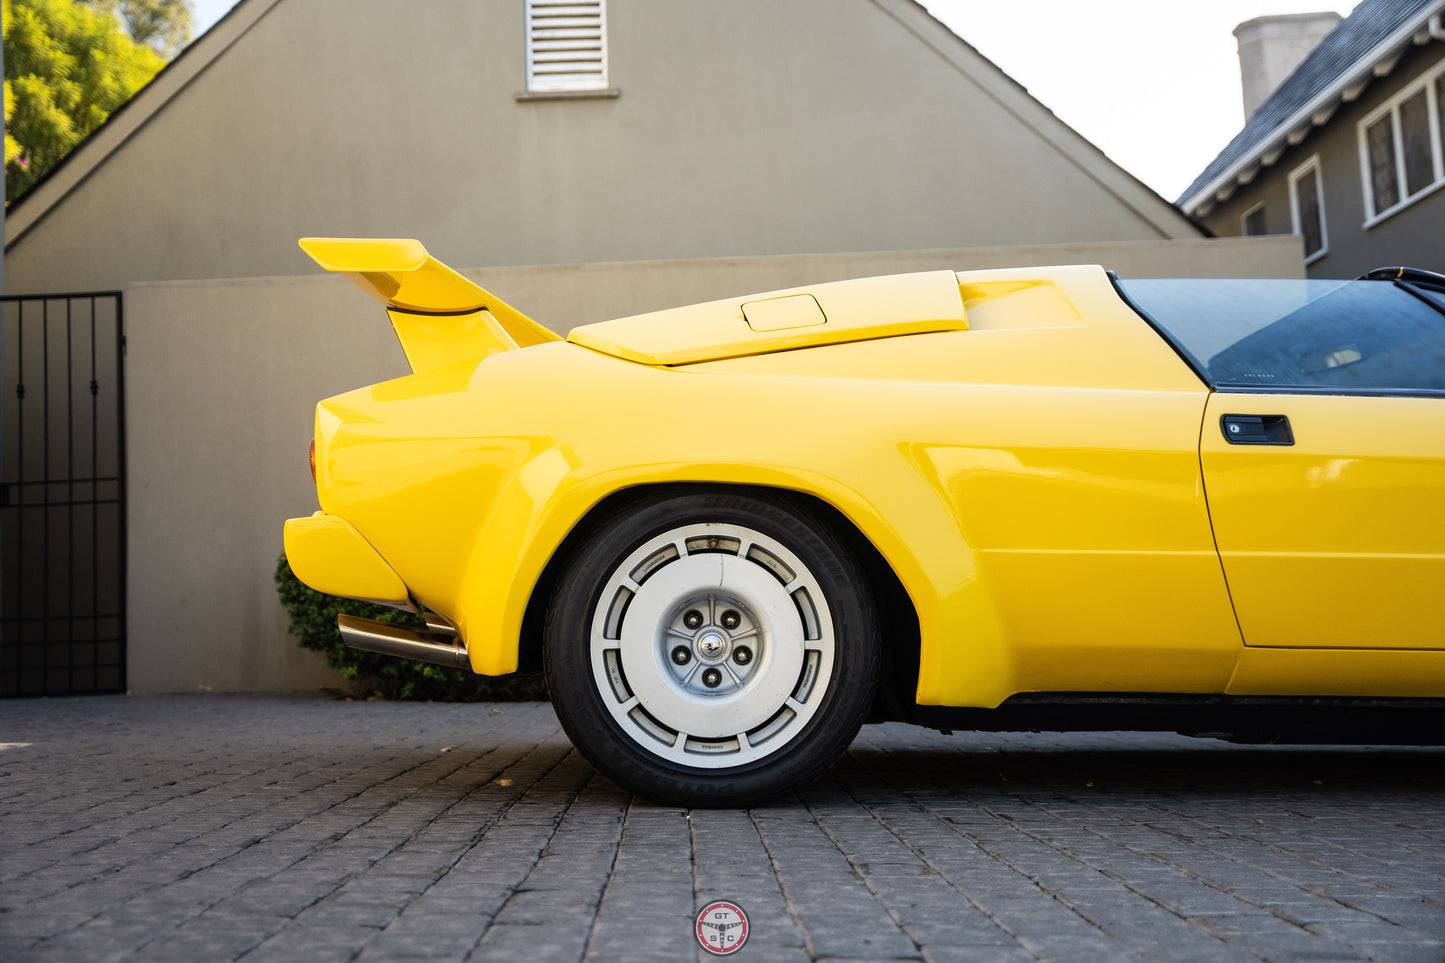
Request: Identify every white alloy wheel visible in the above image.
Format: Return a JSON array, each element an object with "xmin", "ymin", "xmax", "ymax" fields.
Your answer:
[
  {"xmin": 545, "ymin": 489, "xmax": 880, "ymax": 805},
  {"xmin": 588, "ymin": 523, "xmax": 835, "ymax": 768}
]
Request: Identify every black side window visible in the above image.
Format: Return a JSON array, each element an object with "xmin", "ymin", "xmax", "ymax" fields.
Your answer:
[{"xmin": 1119, "ymin": 278, "xmax": 1445, "ymax": 393}]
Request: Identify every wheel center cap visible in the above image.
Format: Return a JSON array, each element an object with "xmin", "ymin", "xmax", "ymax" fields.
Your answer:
[{"xmin": 696, "ymin": 631, "xmax": 729, "ymax": 662}]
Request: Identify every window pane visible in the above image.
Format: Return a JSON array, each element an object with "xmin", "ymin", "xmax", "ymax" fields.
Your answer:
[
  {"xmin": 1119, "ymin": 278, "xmax": 1445, "ymax": 392},
  {"xmin": 1242, "ymin": 206, "xmax": 1266, "ymax": 236},
  {"xmin": 1437, "ymin": 74, "xmax": 1445, "ymax": 175},
  {"xmin": 1366, "ymin": 115, "xmax": 1400, "ymax": 212},
  {"xmin": 1400, "ymin": 90, "xmax": 1434, "ymax": 196},
  {"xmin": 1292, "ymin": 167, "xmax": 1323, "ymax": 257}
]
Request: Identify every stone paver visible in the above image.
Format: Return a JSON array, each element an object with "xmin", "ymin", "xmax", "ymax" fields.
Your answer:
[{"xmin": 0, "ymin": 694, "xmax": 1442, "ymax": 962}]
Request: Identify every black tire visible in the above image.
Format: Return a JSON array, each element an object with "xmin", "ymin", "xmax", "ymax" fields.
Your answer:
[{"xmin": 544, "ymin": 489, "xmax": 880, "ymax": 806}]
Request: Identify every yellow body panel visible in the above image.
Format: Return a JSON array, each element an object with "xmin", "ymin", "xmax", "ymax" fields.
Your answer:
[
  {"xmin": 567, "ymin": 271, "xmax": 968, "ymax": 365},
  {"xmin": 1201, "ymin": 392, "xmax": 1445, "ymax": 649},
  {"xmin": 284, "ymin": 244, "xmax": 1445, "ymax": 708},
  {"xmin": 384, "ymin": 309, "xmax": 519, "ymax": 374},
  {"xmin": 282, "ymin": 513, "xmax": 411, "ymax": 607},
  {"xmin": 1229, "ymin": 647, "xmax": 1445, "ymax": 697}
]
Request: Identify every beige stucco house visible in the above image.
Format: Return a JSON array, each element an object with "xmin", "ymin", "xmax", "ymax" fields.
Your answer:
[
  {"xmin": 2, "ymin": 0, "xmax": 1300, "ymax": 696},
  {"xmin": 1, "ymin": 0, "xmax": 1223, "ymax": 295}
]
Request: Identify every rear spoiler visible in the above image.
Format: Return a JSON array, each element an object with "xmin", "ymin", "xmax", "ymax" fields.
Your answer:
[{"xmin": 299, "ymin": 237, "xmax": 559, "ymax": 373}]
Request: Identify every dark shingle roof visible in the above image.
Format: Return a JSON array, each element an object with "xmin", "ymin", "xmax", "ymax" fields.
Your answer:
[{"xmin": 1179, "ymin": 0, "xmax": 1443, "ymax": 209}]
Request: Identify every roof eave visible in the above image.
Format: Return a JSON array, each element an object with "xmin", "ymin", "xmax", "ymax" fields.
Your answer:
[
  {"xmin": 4, "ymin": 0, "xmax": 285, "ymax": 252},
  {"xmin": 893, "ymin": 0, "xmax": 1201, "ymax": 238},
  {"xmin": 1181, "ymin": 5, "xmax": 1445, "ymax": 217}
]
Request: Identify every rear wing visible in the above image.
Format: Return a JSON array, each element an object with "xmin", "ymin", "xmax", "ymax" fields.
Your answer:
[{"xmin": 299, "ymin": 237, "xmax": 559, "ymax": 373}]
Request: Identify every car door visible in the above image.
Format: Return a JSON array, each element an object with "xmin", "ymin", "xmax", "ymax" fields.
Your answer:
[
  {"xmin": 1119, "ymin": 273, "xmax": 1445, "ymax": 651},
  {"xmin": 1201, "ymin": 392, "xmax": 1445, "ymax": 648}
]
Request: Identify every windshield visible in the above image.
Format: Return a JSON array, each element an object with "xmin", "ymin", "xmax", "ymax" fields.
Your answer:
[{"xmin": 1117, "ymin": 277, "xmax": 1445, "ymax": 394}]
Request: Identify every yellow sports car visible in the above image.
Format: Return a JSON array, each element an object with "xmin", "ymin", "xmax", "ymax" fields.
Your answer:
[{"xmin": 284, "ymin": 239, "xmax": 1445, "ymax": 805}]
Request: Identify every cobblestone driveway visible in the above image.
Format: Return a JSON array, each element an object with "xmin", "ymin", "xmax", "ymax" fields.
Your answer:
[{"xmin": 1, "ymin": 694, "xmax": 1442, "ymax": 962}]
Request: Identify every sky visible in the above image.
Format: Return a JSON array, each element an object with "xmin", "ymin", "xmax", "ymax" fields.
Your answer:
[
  {"xmin": 916, "ymin": 1, "xmax": 1359, "ymax": 200},
  {"xmin": 187, "ymin": 0, "xmax": 1359, "ymax": 202}
]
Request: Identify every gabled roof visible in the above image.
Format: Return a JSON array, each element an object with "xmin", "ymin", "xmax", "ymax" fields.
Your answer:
[
  {"xmin": 6, "ymin": 0, "xmax": 1199, "ymax": 253},
  {"xmin": 902, "ymin": 0, "xmax": 1199, "ymax": 237},
  {"xmin": 5, "ymin": 0, "xmax": 282, "ymax": 249},
  {"xmin": 1179, "ymin": 0, "xmax": 1445, "ymax": 215}
]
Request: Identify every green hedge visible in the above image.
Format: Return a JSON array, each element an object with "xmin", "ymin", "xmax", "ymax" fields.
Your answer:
[{"xmin": 274, "ymin": 555, "xmax": 547, "ymax": 701}]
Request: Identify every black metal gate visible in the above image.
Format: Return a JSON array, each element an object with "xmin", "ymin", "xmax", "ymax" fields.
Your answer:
[{"xmin": 0, "ymin": 293, "xmax": 126, "ymax": 696}]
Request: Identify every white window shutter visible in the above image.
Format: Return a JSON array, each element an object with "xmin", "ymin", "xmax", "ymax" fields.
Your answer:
[{"xmin": 526, "ymin": 1, "xmax": 608, "ymax": 93}]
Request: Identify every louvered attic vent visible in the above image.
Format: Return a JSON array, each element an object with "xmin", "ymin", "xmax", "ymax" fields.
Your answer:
[{"xmin": 525, "ymin": 1, "xmax": 608, "ymax": 93}]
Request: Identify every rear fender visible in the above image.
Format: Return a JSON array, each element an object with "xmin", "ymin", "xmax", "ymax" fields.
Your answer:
[{"xmin": 452, "ymin": 453, "xmax": 1013, "ymax": 706}]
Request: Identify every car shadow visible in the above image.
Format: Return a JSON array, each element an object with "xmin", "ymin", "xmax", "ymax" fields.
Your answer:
[{"xmin": 827, "ymin": 738, "xmax": 1445, "ymax": 798}]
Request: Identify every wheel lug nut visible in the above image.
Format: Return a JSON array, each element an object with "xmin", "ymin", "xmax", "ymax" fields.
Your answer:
[
  {"xmin": 721, "ymin": 609, "xmax": 741, "ymax": 629},
  {"xmin": 683, "ymin": 610, "xmax": 703, "ymax": 629},
  {"xmin": 701, "ymin": 668, "xmax": 722, "ymax": 688},
  {"xmin": 733, "ymin": 646, "xmax": 752, "ymax": 666}
]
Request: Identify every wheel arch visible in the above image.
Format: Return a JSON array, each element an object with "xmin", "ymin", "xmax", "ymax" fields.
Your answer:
[{"xmin": 517, "ymin": 481, "xmax": 921, "ymax": 718}]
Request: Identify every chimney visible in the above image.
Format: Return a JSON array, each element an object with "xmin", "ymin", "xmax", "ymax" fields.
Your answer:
[{"xmin": 1234, "ymin": 12, "xmax": 1342, "ymax": 118}]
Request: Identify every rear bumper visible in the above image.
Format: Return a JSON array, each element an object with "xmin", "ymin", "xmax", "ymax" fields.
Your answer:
[{"xmin": 282, "ymin": 513, "xmax": 414, "ymax": 609}]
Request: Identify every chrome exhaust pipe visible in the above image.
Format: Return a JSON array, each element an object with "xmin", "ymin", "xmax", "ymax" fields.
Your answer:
[
  {"xmin": 337, "ymin": 613, "xmax": 469, "ymax": 669},
  {"xmin": 423, "ymin": 611, "xmax": 458, "ymax": 638}
]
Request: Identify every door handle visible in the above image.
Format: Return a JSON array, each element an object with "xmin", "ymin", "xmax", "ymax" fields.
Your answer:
[{"xmin": 1221, "ymin": 414, "xmax": 1293, "ymax": 445}]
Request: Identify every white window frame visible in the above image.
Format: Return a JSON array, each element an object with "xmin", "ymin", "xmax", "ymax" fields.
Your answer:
[
  {"xmin": 1240, "ymin": 201, "xmax": 1267, "ymax": 237},
  {"xmin": 1356, "ymin": 58, "xmax": 1445, "ymax": 228},
  {"xmin": 1288, "ymin": 155, "xmax": 1328, "ymax": 265},
  {"xmin": 524, "ymin": 0, "xmax": 609, "ymax": 95}
]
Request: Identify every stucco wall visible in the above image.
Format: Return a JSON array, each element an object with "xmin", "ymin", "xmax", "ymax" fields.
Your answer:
[
  {"xmin": 5, "ymin": 0, "xmax": 1199, "ymax": 295},
  {"xmin": 1200, "ymin": 42, "xmax": 1445, "ymax": 278},
  {"xmin": 124, "ymin": 237, "xmax": 1300, "ymax": 694}
]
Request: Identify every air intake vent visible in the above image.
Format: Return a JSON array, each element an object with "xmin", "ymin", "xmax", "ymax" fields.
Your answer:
[{"xmin": 526, "ymin": 1, "xmax": 608, "ymax": 92}]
